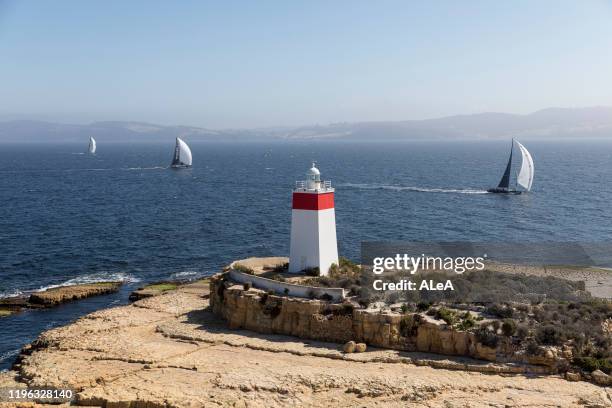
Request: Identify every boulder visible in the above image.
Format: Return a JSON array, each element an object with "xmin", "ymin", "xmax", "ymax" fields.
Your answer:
[
  {"xmin": 354, "ymin": 343, "xmax": 367, "ymax": 353},
  {"xmin": 343, "ymin": 341, "xmax": 356, "ymax": 353},
  {"xmin": 565, "ymin": 372, "xmax": 581, "ymax": 382},
  {"xmin": 590, "ymin": 369, "xmax": 611, "ymax": 386}
]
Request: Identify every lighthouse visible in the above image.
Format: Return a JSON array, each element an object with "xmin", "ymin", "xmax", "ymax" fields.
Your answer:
[{"xmin": 289, "ymin": 163, "xmax": 339, "ymax": 275}]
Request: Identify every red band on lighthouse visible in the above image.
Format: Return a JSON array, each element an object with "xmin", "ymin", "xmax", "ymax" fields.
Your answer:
[{"xmin": 292, "ymin": 192, "xmax": 334, "ymax": 210}]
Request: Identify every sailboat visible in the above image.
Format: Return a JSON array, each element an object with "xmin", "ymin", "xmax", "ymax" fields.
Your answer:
[
  {"xmin": 170, "ymin": 137, "xmax": 193, "ymax": 168},
  {"xmin": 88, "ymin": 137, "xmax": 97, "ymax": 154},
  {"xmin": 487, "ymin": 139, "xmax": 534, "ymax": 194}
]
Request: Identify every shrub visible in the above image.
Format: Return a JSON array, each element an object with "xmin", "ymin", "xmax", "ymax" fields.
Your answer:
[
  {"xmin": 283, "ymin": 288, "xmax": 290, "ymax": 296},
  {"xmin": 358, "ymin": 297, "xmax": 370, "ymax": 308},
  {"xmin": 486, "ymin": 303, "xmax": 514, "ymax": 318},
  {"xmin": 501, "ymin": 319, "xmax": 517, "ymax": 337},
  {"xmin": 320, "ymin": 293, "xmax": 333, "ymax": 302},
  {"xmin": 272, "ymin": 262, "xmax": 289, "ymax": 273},
  {"xmin": 525, "ymin": 339, "xmax": 541, "ymax": 356},
  {"xmin": 536, "ymin": 325, "xmax": 564, "ymax": 346},
  {"xmin": 304, "ymin": 267, "xmax": 320, "ymax": 277},
  {"xmin": 436, "ymin": 307, "xmax": 457, "ymax": 325},
  {"xmin": 475, "ymin": 327, "xmax": 499, "ymax": 348},
  {"xmin": 456, "ymin": 312, "xmax": 476, "ymax": 331},
  {"xmin": 417, "ymin": 301, "xmax": 431, "ymax": 311},
  {"xmin": 340, "ymin": 303, "xmax": 355, "ymax": 316},
  {"xmin": 573, "ymin": 357, "xmax": 612, "ymax": 374},
  {"xmin": 243, "ymin": 282, "xmax": 252, "ymax": 291},
  {"xmin": 234, "ymin": 264, "xmax": 255, "ymax": 274},
  {"xmin": 400, "ymin": 303, "xmax": 409, "ymax": 314},
  {"xmin": 516, "ymin": 324, "xmax": 529, "ymax": 340},
  {"xmin": 268, "ymin": 274, "xmax": 286, "ymax": 282},
  {"xmin": 399, "ymin": 314, "xmax": 421, "ymax": 337}
]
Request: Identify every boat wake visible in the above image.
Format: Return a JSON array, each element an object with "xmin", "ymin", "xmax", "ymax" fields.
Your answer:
[
  {"xmin": 339, "ymin": 183, "xmax": 489, "ymax": 194},
  {"xmin": 124, "ymin": 166, "xmax": 167, "ymax": 171}
]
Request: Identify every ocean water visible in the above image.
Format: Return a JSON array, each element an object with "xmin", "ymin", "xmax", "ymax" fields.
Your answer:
[{"xmin": 1, "ymin": 139, "xmax": 612, "ymax": 369}]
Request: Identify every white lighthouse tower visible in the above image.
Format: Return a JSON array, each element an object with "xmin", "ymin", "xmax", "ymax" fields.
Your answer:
[{"xmin": 289, "ymin": 163, "xmax": 339, "ymax": 275}]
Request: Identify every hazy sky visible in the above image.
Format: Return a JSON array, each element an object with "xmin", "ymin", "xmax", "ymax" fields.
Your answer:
[{"xmin": 1, "ymin": 1, "xmax": 612, "ymax": 128}]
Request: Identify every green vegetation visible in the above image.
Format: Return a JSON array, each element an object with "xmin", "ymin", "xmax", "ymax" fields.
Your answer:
[
  {"xmin": 302, "ymin": 257, "xmax": 365, "ymax": 301},
  {"xmin": 268, "ymin": 274, "xmax": 286, "ymax": 282},
  {"xmin": 475, "ymin": 326, "xmax": 499, "ymax": 348},
  {"xmin": 144, "ymin": 283, "xmax": 178, "ymax": 292},
  {"xmin": 303, "ymin": 267, "xmax": 320, "ymax": 277},
  {"xmin": 233, "ymin": 264, "xmax": 255, "ymax": 274},
  {"xmin": 399, "ymin": 314, "xmax": 421, "ymax": 337},
  {"xmin": 271, "ymin": 262, "xmax": 289, "ymax": 273},
  {"xmin": 573, "ymin": 357, "xmax": 612, "ymax": 374},
  {"xmin": 486, "ymin": 303, "xmax": 514, "ymax": 319},
  {"xmin": 455, "ymin": 311, "xmax": 476, "ymax": 331},
  {"xmin": 501, "ymin": 319, "xmax": 517, "ymax": 336}
]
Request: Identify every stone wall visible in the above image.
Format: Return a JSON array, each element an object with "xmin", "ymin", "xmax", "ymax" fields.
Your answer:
[{"xmin": 210, "ymin": 273, "xmax": 560, "ymax": 369}]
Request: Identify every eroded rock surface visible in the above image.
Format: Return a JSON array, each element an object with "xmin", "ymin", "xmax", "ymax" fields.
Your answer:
[{"xmin": 2, "ymin": 279, "xmax": 610, "ymax": 408}]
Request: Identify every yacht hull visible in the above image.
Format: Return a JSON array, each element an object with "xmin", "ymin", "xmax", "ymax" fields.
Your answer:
[{"xmin": 487, "ymin": 188, "xmax": 522, "ymax": 194}]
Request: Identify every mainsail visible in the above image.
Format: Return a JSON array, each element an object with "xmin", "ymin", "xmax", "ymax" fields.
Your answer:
[
  {"xmin": 496, "ymin": 141, "xmax": 513, "ymax": 189},
  {"xmin": 88, "ymin": 137, "xmax": 96, "ymax": 154},
  {"xmin": 515, "ymin": 140, "xmax": 534, "ymax": 191},
  {"xmin": 171, "ymin": 137, "xmax": 193, "ymax": 167}
]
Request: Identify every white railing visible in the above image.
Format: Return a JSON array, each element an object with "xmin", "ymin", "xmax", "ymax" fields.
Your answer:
[{"xmin": 294, "ymin": 180, "xmax": 333, "ymax": 191}]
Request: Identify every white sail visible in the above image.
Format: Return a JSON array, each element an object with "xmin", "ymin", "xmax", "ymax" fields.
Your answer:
[
  {"xmin": 515, "ymin": 140, "xmax": 534, "ymax": 191},
  {"xmin": 175, "ymin": 137, "xmax": 192, "ymax": 166},
  {"xmin": 88, "ymin": 137, "xmax": 96, "ymax": 154}
]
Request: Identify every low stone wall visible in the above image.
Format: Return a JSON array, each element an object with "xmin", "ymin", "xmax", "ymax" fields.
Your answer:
[{"xmin": 228, "ymin": 269, "xmax": 345, "ymax": 302}]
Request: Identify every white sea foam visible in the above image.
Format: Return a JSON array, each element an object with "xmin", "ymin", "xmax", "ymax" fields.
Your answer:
[
  {"xmin": 33, "ymin": 272, "xmax": 140, "ymax": 293},
  {"xmin": 0, "ymin": 289, "xmax": 24, "ymax": 299},
  {"xmin": 0, "ymin": 348, "xmax": 20, "ymax": 363},
  {"xmin": 169, "ymin": 270, "xmax": 202, "ymax": 280},
  {"xmin": 339, "ymin": 183, "xmax": 489, "ymax": 194}
]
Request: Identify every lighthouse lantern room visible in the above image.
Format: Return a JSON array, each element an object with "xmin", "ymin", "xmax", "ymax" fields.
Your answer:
[{"xmin": 289, "ymin": 163, "xmax": 339, "ymax": 275}]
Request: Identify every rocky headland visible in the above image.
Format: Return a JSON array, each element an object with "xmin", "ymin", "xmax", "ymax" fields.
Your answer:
[
  {"xmin": 0, "ymin": 263, "xmax": 610, "ymax": 407},
  {"xmin": 0, "ymin": 282, "xmax": 123, "ymax": 317}
]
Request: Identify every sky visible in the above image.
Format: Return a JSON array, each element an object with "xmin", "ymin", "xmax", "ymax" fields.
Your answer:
[{"xmin": 1, "ymin": 0, "xmax": 612, "ymax": 128}]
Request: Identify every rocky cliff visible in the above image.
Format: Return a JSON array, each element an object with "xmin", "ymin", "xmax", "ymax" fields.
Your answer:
[{"xmin": 210, "ymin": 274, "xmax": 558, "ymax": 370}]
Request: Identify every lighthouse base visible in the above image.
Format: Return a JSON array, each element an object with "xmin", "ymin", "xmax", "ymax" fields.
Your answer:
[{"xmin": 289, "ymin": 208, "xmax": 339, "ymax": 275}]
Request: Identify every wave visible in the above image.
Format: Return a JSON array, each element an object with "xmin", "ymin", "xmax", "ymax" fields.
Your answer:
[
  {"xmin": 169, "ymin": 270, "xmax": 203, "ymax": 281},
  {"xmin": 0, "ymin": 289, "xmax": 24, "ymax": 299},
  {"xmin": 124, "ymin": 166, "xmax": 167, "ymax": 171},
  {"xmin": 32, "ymin": 272, "xmax": 140, "ymax": 293},
  {"xmin": 0, "ymin": 349, "xmax": 20, "ymax": 364},
  {"xmin": 339, "ymin": 183, "xmax": 489, "ymax": 195}
]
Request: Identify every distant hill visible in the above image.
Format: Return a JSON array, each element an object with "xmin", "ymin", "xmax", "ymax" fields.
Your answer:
[{"xmin": 2, "ymin": 107, "xmax": 612, "ymax": 143}]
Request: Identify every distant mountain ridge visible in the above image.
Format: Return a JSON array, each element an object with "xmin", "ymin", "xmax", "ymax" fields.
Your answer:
[{"xmin": 2, "ymin": 107, "xmax": 612, "ymax": 142}]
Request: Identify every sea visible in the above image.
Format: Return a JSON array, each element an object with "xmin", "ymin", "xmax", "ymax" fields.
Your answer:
[{"xmin": 1, "ymin": 139, "xmax": 612, "ymax": 369}]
